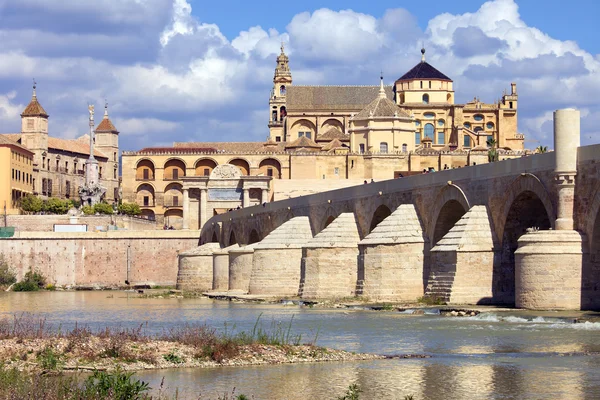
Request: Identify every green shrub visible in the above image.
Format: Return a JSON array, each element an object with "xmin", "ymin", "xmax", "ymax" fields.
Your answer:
[
  {"xmin": 69, "ymin": 199, "xmax": 81, "ymax": 209},
  {"xmin": 93, "ymin": 202, "xmax": 114, "ymax": 215},
  {"xmin": 337, "ymin": 384, "xmax": 362, "ymax": 400},
  {"xmin": 37, "ymin": 346, "xmax": 63, "ymax": 371},
  {"xmin": 42, "ymin": 198, "xmax": 70, "ymax": 214},
  {"xmin": 0, "ymin": 256, "xmax": 16, "ymax": 286},
  {"xmin": 163, "ymin": 350, "xmax": 183, "ymax": 364},
  {"xmin": 82, "ymin": 205, "xmax": 94, "ymax": 215},
  {"xmin": 118, "ymin": 202, "xmax": 141, "ymax": 216},
  {"xmin": 82, "ymin": 368, "xmax": 150, "ymax": 399},
  {"xmin": 13, "ymin": 270, "xmax": 46, "ymax": 292},
  {"xmin": 20, "ymin": 194, "xmax": 43, "ymax": 213}
]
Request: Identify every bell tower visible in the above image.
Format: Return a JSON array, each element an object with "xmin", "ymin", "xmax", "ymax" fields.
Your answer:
[
  {"xmin": 268, "ymin": 43, "xmax": 292, "ymax": 142},
  {"xmin": 95, "ymin": 102, "xmax": 120, "ymax": 202},
  {"xmin": 20, "ymin": 81, "xmax": 49, "ymax": 158}
]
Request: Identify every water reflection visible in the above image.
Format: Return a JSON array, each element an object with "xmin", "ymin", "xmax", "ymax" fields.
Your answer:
[{"xmin": 1, "ymin": 292, "xmax": 600, "ymax": 399}]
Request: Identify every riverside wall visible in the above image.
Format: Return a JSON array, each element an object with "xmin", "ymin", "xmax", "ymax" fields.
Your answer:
[
  {"xmin": 0, "ymin": 230, "xmax": 200, "ymax": 287},
  {"xmin": 3, "ymin": 215, "xmax": 159, "ymax": 232}
]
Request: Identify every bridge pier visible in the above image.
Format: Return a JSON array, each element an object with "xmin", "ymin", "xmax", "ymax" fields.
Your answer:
[
  {"xmin": 359, "ymin": 204, "xmax": 427, "ymax": 302},
  {"xmin": 516, "ymin": 109, "xmax": 586, "ymax": 310},
  {"xmin": 228, "ymin": 244, "xmax": 256, "ymax": 293},
  {"xmin": 248, "ymin": 216, "xmax": 313, "ymax": 296},
  {"xmin": 212, "ymin": 245, "xmax": 237, "ymax": 291},
  {"xmin": 176, "ymin": 242, "xmax": 221, "ymax": 291},
  {"xmin": 300, "ymin": 213, "xmax": 360, "ymax": 300},
  {"xmin": 428, "ymin": 205, "xmax": 495, "ymax": 304}
]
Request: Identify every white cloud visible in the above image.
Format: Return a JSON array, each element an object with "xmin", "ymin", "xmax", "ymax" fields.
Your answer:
[
  {"xmin": 116, "ymin": 117, "xmax": 179, "ymax": 136},
  {"xmin": 0, "ymin": 91, "xmax": 24, "ymax": 125},
  {"xmin": 0, "ymin": 0, "xmax": 598, "ymax": 149}
]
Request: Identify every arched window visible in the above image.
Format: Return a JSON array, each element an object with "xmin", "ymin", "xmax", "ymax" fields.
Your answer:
[
  {"xmin": 280, "ymin": 85, "xmax": 286, "ymax": 96},
  {"xmin": 422, "ymin": 94, "xmax": 429, "ymax": 104},
  {"xmin": 464, "ymin": 122, "xmax": 471, "ymax": 129},
  {"xmin": 424, "ymin": 123, "xmax": 435, "ymax": 141},
  {"xmin": 415, "ymin": 132, "xmax": 421, "ymax": 145},
  {"xmin": 438, "ymin": 119, "xmax": 445, "ymax": 127},
  {"xmin": 380, "ymin": 142, "xmax": 388, "ymax": 153},
  {"xmin": 486, "ymin": 121, "xmax": 494, "ymax": 130},
  {"xmin": 280, "ymin": 106, "xmax": 287, "ymax": 121},
  {"xmin": 402, "ymin": 143, "xmax": 407, "ymax": 152}
]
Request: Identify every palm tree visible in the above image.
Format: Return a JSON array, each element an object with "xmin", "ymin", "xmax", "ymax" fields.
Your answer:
[
  {"xmin": 487, "ymin": 138, "xmax": 498, "ymax": 162},
  {"xmin": 536, "ymin": 145, "xmax": 548, "ymax": 154}
]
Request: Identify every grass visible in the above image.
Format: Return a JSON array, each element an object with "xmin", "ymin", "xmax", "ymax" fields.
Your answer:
[
  {"xmin": 0, "ymin": 313, "xmax": 320, "ymax": 367},
  {"xmin": 416, "ymin": 296, "xmax": 446, "ymax": 306}
]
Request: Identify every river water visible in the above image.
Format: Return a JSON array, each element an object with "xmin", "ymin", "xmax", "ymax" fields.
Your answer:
[{"xmin": 1, "ymin": 291, "xmax": 600, "ymax": 399}]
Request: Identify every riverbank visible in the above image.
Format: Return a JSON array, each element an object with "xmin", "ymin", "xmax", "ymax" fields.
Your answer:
[{"xmin": 0, "ymin": 315, "xmax": 396, "ymax": 374}]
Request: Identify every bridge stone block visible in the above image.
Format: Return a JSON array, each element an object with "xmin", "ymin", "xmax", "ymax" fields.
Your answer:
[
  {"xmin": 515, "ymin": 230, "xmax": 586, "ymax": 310},
  {"xmin": 249, "ymin": 216, "xmax": 313, "ymax": 296},
  {"xmin": 300, "ymin": 213, "xmax": 360, "ymax": 300},
  {"xmin": 212, "ymin": 244, "xmax": 238, "ymax": 291},
  {"xmin": 228, "ymin": 244, "xmax": 256, "ymax": 293},
  {"xmin": 359, "ymin": 204, "xmax": 427, "ymax": 302},
  {"xmin": 429, "ymin": 205, "xmax": 494, "ymax": 305},
  {"xmin": 176, "ymin": 242, "xmax": 221, "ymax": 291}
]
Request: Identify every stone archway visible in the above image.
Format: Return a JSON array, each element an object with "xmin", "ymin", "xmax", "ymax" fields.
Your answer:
[
  {"xmin": 249, "ymin": 229, "xmax": 260, "ymax": 244},
  {"xmin": 229, "ymin": 230, "xmax": 237, "ymax": 246},
  {"xmin": 429, "ymin": 184, "xmax": 470, "ymax": 246},
  {"xmin": 583, "ymin": 187, "xmax": 600, "ymax": 310},
  {"xmin": 497, "ymin": 190, "xmax": 552, "ymax": 305},
  {"xmin": 369, "ymin": 205, "xmax": 392, "ymax": 233}
]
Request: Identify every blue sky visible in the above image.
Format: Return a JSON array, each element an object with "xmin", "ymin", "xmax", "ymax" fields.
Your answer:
[{"xmin": 0, "ymin": 0, "xmax": 599, "ymax": 150}]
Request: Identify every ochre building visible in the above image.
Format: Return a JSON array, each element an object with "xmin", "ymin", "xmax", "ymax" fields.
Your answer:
[
  {"xmin": 0, "ymin": 135, "xmax": 34, "ymax": 214},
  {"xmin": 0, "ymin": 85, "xmax": 120, "ymax": 207},
  {"xmin": 121, "ymin": 47, "xmax": 527, "ymax": 230}
]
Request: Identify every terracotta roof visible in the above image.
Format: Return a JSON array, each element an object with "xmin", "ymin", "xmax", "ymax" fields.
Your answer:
[
  {"xmin": 353, "ymin": 96, "xmax": 411, "ymax": 119},
  {"xmin": 48, "ymin": 137, "xmax": 108, "ymax": 158},
  {"xmin": 321, "ymin": 138, "xmax": 348, "ymax": 152},
  {"xmin": 317, "ymin": 127, "xmax": 349, "ymax": 142},
  {"xmin": 397, "ymin": 61, "xmax": 452, "ymax": 82},
  {"xmin": 286, "ymin": 86, "xmax": 394, "ymax": 111},
  {"xmin": 173, "ymin": 141, "xmax": 287, "ymax": 153},
  {"xmin": 96, "ymin": 117, "xmax": 119, "ymax": 133},
  {"xmin": 0, "ymin": 133, "xmax": 107, "ymax": 158},
  {"xmin": 137, "ymin": 146, "xmax": 219, "ymax": 154},
  {"xmin": 285, "ymin": 135, "xmax": 321, "ymax": 150},
  {"xmin": 0, "ymin": 134, "xmax": 33, "ymax": 154},
  {"xmin": 21, "ymin": 96, "xmax": 48, "ymax": 118}
]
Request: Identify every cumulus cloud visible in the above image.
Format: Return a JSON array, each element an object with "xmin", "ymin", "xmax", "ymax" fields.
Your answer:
[
  {"xmin": 0, "ymin": 0, "xmax": 598, "ymax": 150},
  {"xmin": 451, "ymin": 27, "xmax": 507, "ymax": 58}
]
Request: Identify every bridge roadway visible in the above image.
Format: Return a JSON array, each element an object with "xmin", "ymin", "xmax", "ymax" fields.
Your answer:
[{"xmin": 189, "ymin": 109, "xmax": 600, "ymax": 310}]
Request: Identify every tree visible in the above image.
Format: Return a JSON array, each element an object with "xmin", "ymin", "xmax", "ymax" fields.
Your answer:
[
  {"xmin": 118, "ymin": 202, "xmax": 141, "ymax": 216},
  {"xmin": 20, "ymin": 194, "xmax": 43, "ymax": 213},
  {"xmin": 43, "ymin": 198, "xmax": 70, "ymax": 214},
  {"xmin": 487, "ymin": 138, "xmax": 499, "ymax": 162},
  {"xmin": 536, "ymin": 145, "xmax": 548, "ymax": 154},
  {"xmin": 93, "ymin": 202, "xmax": 114, "ymax": 215}
]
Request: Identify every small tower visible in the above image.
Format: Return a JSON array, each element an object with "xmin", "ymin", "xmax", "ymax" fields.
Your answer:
[
  {"xmin": 20, "ymin": 81, "xmax": 49, "ymax": 161},
  {"xmin": 95, "ymin": 102, "xmax": 120, "ymax": 202},
  {"xmin": 268, "ymin": 43, "xmax": 292, "ymax": 142}
]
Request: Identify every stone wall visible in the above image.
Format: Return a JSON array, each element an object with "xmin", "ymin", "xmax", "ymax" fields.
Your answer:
[
  {"xmin": 3, "ymin": 215, "xmax": 159, "ymax": 232},
  {"xmin": 0, "ymin": 230, "xmax": 200, "ymax": 287}
]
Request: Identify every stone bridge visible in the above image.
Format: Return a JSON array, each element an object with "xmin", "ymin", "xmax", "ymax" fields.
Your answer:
[{"xmin": 188, "ymin": 109, "xmax": 600, "ymax": 310}]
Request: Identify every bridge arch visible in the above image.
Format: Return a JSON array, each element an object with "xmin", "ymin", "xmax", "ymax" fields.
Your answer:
[
  {"xmin": 248, "ymin": 229, "xmax": 260, "ymax": 244},
  {"xmin": 430, "ymin": 184, "xmax": 470, "ymax": 246},
  {"xmin": 369, "ymin": 204, "xmax": 392, "ymax": 233},
  {"xmin": 228, "ymin": 229, "xmax": 237, "ymax": 246},
  {"xmin": 495, "ymin": 174, "xmax": 553, "ymax": 305},
  {"xmin": 582, "ymin": 186, "xmax": 600, "ymax": 309}
]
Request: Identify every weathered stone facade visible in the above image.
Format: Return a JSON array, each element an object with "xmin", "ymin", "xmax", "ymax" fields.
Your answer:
[{"xmin": 187, "ymin": 109, "xmax": 600, "ymax": 310}]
